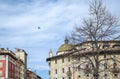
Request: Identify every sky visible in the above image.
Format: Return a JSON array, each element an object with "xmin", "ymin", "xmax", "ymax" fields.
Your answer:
[{"xmin": 0, "ymin": 0, "xmax": 120, "ymax": 79}]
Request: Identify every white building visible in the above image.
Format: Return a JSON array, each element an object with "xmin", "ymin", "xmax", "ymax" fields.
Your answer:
[
  {"xmin": 47, "ymin": 39, "xmax": 120, "ymax": 79},
  {"xmin": 15, "ymin": 48, "xmax": 27, "ymax": 79}
]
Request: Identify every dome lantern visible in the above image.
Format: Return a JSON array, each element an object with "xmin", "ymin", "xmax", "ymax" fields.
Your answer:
[{"xmin": 65, "ymin": 37, "xmax": 69, "ymax": 44}]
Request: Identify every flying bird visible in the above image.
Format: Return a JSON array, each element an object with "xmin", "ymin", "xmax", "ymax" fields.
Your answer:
[{"xmin": 38, "ymin": 27, "xmax": 40, "ymax": 29}]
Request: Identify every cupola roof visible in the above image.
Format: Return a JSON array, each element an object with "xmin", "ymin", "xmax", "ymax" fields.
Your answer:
[{"xmin": 57, "ymin": 38, "xmax": 72, "ymax": 53}]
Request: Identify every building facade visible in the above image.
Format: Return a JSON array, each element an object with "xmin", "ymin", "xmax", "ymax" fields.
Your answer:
[
  {"xmin": 0, "ymin": 48, "xmax": 17, "ymax": 79},
  {"xmin": 20, "ymin": 60, "xmax": 26, "ymax": 79},
  {"xmin": 26, "ymin": 69, "xmax": 42, "ymax": 79},
  {"xmin": 47, "ymin": 39, "xmax": 120, "ymax": 79},
  {"xmin": 15, "ymin": 59, "xmax": 21, "ymax": 79},
  {"xmin": 0, "ymin": 48, "xmax": 42, "ymax": 79},
  {"xmin": 14, "ymin": 48, "xmax": 27, "ymax": 79}
]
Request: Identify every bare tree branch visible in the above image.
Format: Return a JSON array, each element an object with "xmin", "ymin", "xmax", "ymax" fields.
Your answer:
[{"xmin": 68, "ymin": 0, "xmax": 120, "ymax": 79}]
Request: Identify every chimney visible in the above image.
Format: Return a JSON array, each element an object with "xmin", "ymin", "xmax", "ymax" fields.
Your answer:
[
  {"xmin": 15, "ymin": 48, "xmax": 20, "ymax": 52},
  {"xmin": 7, "ymin": 48, "xmax": 9, "ymax": 50},
  {"xmin": 0, "ymin": 48, "xmax": 4, "ymax": 52},
  {"xmin": 20, "ymin": 49, "xmax": 24, "ymax": 52}
]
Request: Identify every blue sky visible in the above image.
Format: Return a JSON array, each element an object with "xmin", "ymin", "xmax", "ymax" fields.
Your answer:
[{"xmin": 0, "ymin": 0, "xmax": 120, "ymax": 79}]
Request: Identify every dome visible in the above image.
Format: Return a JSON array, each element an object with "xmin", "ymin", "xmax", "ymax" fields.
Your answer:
[
  {"xmin": 57, "ymin": 38, "xmax": 72, "ymax": 53},
  {"xmin": 57, "ymin": 44, "xmax": 72, "ymax": 52}
]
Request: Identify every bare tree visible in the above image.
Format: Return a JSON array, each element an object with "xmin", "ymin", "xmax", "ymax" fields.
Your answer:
[{"xmin": 68, "ymin": 0, "xmax": 120, "ymax": 79}]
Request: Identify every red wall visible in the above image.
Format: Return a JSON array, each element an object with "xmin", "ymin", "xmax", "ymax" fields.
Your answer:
[
  {"xmin": 8, "ymin": 60, "xmax": 16, "ymax": 79},
  {"xmin": 0, "ymin": 60, "xmax": 6, "ymax": 77}
]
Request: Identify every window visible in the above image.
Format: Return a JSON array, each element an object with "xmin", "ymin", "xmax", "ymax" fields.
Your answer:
[
  {"xmin": 78, "ymin": 75, "xmax": 80, "ymax": 78},
  {"xmin": 49, "ymin": 62, "xmax": 51, "ymax": 67},
  {"xmin": 113, "ymin": 55, "xmax": 116, "ymax": 59},
  {"xmin": 104, "ymin": 63, "xmax": 107, "ymax": 69},
  {"xmin": 104, "ymin": 74, "xmax": 107, "ymax": 79},
  {"xmin": 0, "ymin": 62, "xmax": 2, "ymax": 68},
  {"xmin": 0, "ymin": 71, "xmax": 2, "ymax": 76},
  {"xmin": 113, "ymin": 63, "xmax": 117, "ymax": 69},
  {"xmin": 103, "ymin": 43, "xmax": 109, "ymax": 49},
  {"xmin": 68, "ymin": 57, "xmax": 70, "ymax": 62},
  {"xmin": 68, "ymin": 67, "xmax": 71, "ymax": 71},
  {"xmin": 69, "ymin": 77, "xmax": 71, "ymax": 79},
  {"xmin": 55, "ymin": 69, "xmax": 57, "ymax": 74},
  {"xmin": 62, "ymin": 68, "xmax": 64, "ymax": 73},
  {"xmin": 49, "ymin": 71, "xmax": 50, "ymax": 75},
  {"xmin": 114, "ymin": 74, "xmax": 118, "ymax": 79},
  {"xmin": 78, "ymin": 65, "xmax": 80, "ymax": 71},
  {"xmin": 0, "ymin": 56, "xmax": 4, "ymax": 60},
  {"xmin": 86, "ymin": 74, "xmax": 89, "ymax": 77},
  {"xmin": 55, "ymin": 59, "xmax": 57, "ymax": 64},
  {"xmin": 62, "ymin": 58, "xmax": 64, "ymax": 63},
  {"xmin": 104, "ymin": 54, "xmax": 106, "ymax": 58}
]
